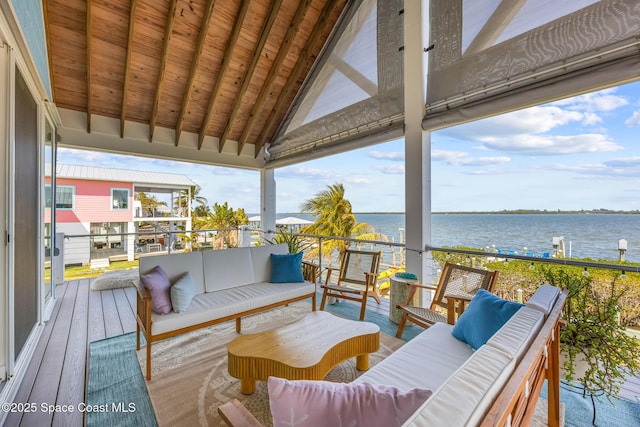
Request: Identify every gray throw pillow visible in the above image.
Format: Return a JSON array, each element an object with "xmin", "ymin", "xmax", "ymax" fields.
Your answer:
[{"xmin": 171, "ymin": 272, "xmax": 196, "ymax": 313}]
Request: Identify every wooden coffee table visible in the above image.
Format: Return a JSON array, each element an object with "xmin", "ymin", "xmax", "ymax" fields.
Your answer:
[{"xmin": 227, "ymin": 311, "xmax": 380, "ymax": 394}]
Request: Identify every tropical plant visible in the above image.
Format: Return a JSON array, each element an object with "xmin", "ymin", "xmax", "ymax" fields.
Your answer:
[
  {"xmin": 266, "ymin": 231, "xmax": 311, "ymax": 254},
  {"xmin": 135, "ymin": 192, "xmax": 167, "ymax": 217},
  {"xmin": 199, "ymin": 202, "xmax": 249, "ymax": 249},
  {"xmin": 299, "ymin": 183, "xmax": 383, "ymax": 263},
  {"xmin": 542, "ymin": 266, "xmax": 640, "ymax": 399},
  {"xmin": 174, "ymin": 185, "xmax": 208, "ymax": 216}
]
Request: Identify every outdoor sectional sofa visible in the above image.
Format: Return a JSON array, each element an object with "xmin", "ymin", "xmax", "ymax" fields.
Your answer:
[
  {"xmin": 133, "ymin": 243, "xmax": 317, "ymax": 380},
  {"xmin": 220, "ymin": 284, "xmax": 567, "ymax": 427}
]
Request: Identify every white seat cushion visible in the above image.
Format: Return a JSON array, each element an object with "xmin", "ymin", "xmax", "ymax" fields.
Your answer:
[
  {"xmin": 202, "ymin": 247, "xmax": 255, "ymax": 292},
  {"xmin": 403, "ymin": 345, "xmax": 514, "ymax": 427},
  {"xmin": 250, "ymin": 244, "xmax": 288, "ymax": 283},
  {"xmin": 151, "ymin": 281, "xmax": 315, "ymax": 335},
  {"xmin": 486, "ymin": 307, "xmax": 544, "ymax": 362},
  {"xmin": 526, "ymin": 284, "xmax": 560, "ymax": 317},
  {"xmin": 355, "ymin": 322, "xmax": 475, "ymax": 392},
  {"xmin": 139, "ymin": 252, "xmax": 206, "ymax": 295}
]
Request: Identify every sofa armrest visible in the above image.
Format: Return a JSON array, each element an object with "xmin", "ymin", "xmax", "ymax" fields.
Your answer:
[
  {"xmin": 302, "ymin": 260, "xmax": 320, "ymax": 284},
  {"xmin": 133, "ymin": 279, "xmax": 151, "ymax": 301},
  {"xmin": 218, "ymin": 399, "xmax": 263, "ymax": 427}
]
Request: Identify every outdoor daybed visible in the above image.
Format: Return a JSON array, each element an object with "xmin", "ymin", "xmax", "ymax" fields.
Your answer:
[
  {"xmin": 219, "ymin": 284, "xmax": 567, "ymax": 427},
  {"xmin": 133, "ymin": 244, "xmax": 317, "ymax": 380}
]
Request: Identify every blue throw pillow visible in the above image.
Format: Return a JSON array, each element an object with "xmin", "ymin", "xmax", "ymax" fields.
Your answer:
[
  {"xmin": 270, "ymin": 252, "xmax": 304, "ymax": 283},
  {"xmin": 170, "ymin": 271, "xmax": 196, "ymax": 313},
  {"xmin": 451, "ymin": 289, "xmax": 523, "ymax": 350}
]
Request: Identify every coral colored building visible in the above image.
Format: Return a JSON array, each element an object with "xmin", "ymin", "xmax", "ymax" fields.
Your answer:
[{"xmin": 46, "ymin": 164, "xmax": 196, "ymax": 266}]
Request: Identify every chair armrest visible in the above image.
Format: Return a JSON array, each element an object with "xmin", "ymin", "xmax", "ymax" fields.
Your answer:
[
  {"xmin": 444, "ymin": 293, "xmax": 473, "ymax": 325},
  {"xmin": 218, "ymin": 399, "xmax": 263, "ymax": 427},
  {"xmin": 408, "ymin": 283, "xmax": 438, "ymax": 291},
  {"xmin": 132, "ymin": 279, "xmax": 151, "ymax": 301}
]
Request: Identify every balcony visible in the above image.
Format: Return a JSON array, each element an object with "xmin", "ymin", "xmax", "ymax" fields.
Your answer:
[{"xmin": 8, "ymin": 235, "xmax": 640, "ymax": 426}]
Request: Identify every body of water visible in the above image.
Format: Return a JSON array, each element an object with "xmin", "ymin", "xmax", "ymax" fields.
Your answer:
[{"xmin": 278, "ymin": 213, "xmax": 640, "ymax": 263}]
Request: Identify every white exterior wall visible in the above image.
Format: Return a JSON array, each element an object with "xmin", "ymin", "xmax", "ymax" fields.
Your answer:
[{"xmin": 56, "ymin": 222, "xmax": 91, "ymax": 266}]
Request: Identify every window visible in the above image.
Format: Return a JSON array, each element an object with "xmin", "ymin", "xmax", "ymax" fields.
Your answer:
[
  {"xmin": 111, "ymin": 188, "xmax": 130, "ymax": 210},
  {"xmin": 45, "ymin": 185, "xmax": 75, "ymax": 209}
]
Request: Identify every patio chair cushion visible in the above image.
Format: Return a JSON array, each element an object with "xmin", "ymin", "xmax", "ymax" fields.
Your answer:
[
  {"xmin": 270, "ymin": 252, "xmax": 304, "ymax": 283},
  {"xmin": 268, "ymin": 377, "xmax": 432, "ymax": 427},
  {"xmin": 452, "ymin": 289, "xmax": 523, "ymax": 350},
  {"xmin": 141, "ymin": 265, "xmax": 172, "ymax": 314},
  {"xmin": 170, "ymin": 272, "xmax": 196, "ymax": 313}
]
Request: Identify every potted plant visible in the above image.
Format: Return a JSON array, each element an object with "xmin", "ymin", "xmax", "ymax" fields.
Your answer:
[
  {"xmin": 266, "ymin": 230, "xmax": 311, "ymax": 254},
  {"xmin": 542, "ymin": 266, "xmax": 640, "ymax": 399}
]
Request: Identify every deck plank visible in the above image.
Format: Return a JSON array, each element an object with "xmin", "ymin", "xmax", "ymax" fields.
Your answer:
[
  {"xmin": 52, "ymin": 279, "xmax": 90, "ymax": 427},
  {"xmin": 124, "ymin": 285, "xmax": 137, "ymax": 314},
  {"xmin": 113, "ymin": 288, "xmax": 136, "ymax": 335},
  {"xmin": 17, "ymin": 280, "xmax": 78, "ymax": 427},
  {"xmin": 87, "ymin": 279, "xmax": 106, "ymax": 343},
  {"xmin": 101, "ymin": 290, "xmax": 124, "ymax": 338},
  {"xmin": 5, "ymin": 282, "xmax": 69, "ymax": 427}
]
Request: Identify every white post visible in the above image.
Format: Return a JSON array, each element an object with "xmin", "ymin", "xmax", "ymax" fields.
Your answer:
[
  {"xmin": 404, "ymin": 0, "xmax": 431, "ymax": 298},
  {"xmin": 261, "ymin": 168, "xmax": 276, "ymax": 244}
]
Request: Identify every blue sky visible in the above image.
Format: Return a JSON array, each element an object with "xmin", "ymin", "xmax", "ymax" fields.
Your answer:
[{"xmin": 59, "ymin": 80, "xmax": 640, "ymax": 213}]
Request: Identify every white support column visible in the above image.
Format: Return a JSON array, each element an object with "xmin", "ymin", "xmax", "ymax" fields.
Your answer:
[
  {"xmin": 260, "ymin": 168, "xmax": 276, "ymax": 244},
  {"xmin": 404, "ymin": 0, "xmax": 432, "ymax": 286}
]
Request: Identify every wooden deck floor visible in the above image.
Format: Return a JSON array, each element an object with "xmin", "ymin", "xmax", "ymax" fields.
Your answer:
[
  {"xmin": 6, "ymin": 279, "xmax": 137, "ymax": 427},
  {"xmin": 5, "ymin": 280, "xmax": 640, "ymax": 426}
]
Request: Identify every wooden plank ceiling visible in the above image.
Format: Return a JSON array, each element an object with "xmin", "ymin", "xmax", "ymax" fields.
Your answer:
[{"xmin": 43, "ymin": 0, "xmax": 348, "ymax": 158}]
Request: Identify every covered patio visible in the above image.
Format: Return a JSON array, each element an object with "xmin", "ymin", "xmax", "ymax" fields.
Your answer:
[{"xmin": 1, "ymin": 0, "xmax": 640, "ymax": 425}]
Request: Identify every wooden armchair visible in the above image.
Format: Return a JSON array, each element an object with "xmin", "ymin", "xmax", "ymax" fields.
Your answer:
[
  {"xmin": 395, "ymin": 262, "xmax": 498, "ymax": 338},
  {"xmin": 319, "ymin": 249, "xmax": 382, "ymax": 320}
]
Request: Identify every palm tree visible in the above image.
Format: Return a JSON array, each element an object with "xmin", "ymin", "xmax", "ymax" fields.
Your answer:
[
  {"xmin": 174, "ymin": 185, "xmax": 208, "ymax": 216},
  {"xmin": 299, "ymin": 183, "xmax": 384, "ymax": 263}
]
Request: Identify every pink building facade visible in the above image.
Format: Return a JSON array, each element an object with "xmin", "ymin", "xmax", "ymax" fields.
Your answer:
[{"xmin": 46, "ymin": 164, "xmax": 195, "ymax": 266}]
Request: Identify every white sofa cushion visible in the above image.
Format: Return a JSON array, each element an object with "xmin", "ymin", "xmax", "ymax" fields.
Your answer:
[
  {"xmin": 355, "ymin": 322, "xmax": 475, "ymax": 392},
  {"xmin": 403, "ymin": 345, "xmax": 514, "ymax": 426},
  {"xmin": 486, "ymin": 307, "xmax": 544, "ymax": 362},
  {"xmin": 139, "ymin": 252, "xmax": 206, "ymax": 295},
  {"xmin": 150, "ymin": 281, "xmax": 315, "ymax": 335},
  {"xmin": 203, "ymin": 247, "xmax": 255, "ymax": 292},
  {"xmin": 526, "ymin": 284, "xmax": 560, "ymax": 317},
  {"xmin": 250, "ymin": 244, "xmax": 288, "ymax": 283}
]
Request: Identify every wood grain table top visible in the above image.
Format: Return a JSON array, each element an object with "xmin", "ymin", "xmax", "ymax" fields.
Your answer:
[{"xmin": 228, "ymin": 311, "xmax": 380, "ymax": 368}]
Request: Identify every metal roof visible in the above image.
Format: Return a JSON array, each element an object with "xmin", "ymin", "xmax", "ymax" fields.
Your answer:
[{"xmin": 53, "ymin": 163, "xmax": 197, "ymax": 188}]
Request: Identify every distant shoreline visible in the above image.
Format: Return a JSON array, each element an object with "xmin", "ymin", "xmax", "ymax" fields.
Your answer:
[
  {"xmin": 273, "ymin": 210, "xmax": 640, "ymax": 215},
  {"xmin": 349, "ymin": 210, "xmax": 640, "ymax": 215}
]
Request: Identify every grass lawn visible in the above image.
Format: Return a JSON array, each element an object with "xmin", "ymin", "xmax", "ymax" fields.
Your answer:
[{"xmin": 63, "ymin": 260, "xmax": 139, "ymax": 281}]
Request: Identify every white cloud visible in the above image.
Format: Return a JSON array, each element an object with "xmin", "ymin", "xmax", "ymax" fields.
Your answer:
[
  {"xmin": 345, "ymin": 177, "xmax": 374, "ymax": 184},
  {"xmin": 624, "ymin": 111, "xmax": 640, "ymax": 127},
  {"xmin": 432, "ymin": 149, "xmax": 510, "ymax": 166},
  {"xmin": 368, "ymin": 151, "xmax": 404, "ymax": 161},
  {"xmin": 480, "ymin": 133, "xmax": 622, "ymax": 155},
  {"xmin": 442, "ymin": 106, "xmax": 584, "ymax": 140},
  {"xmin": 552, "ymin": 88, "xmax": 628, "ymax": 113},
  {"xmin": 374, "ymin": 164, "xmax": 405, "ymax": 174}
]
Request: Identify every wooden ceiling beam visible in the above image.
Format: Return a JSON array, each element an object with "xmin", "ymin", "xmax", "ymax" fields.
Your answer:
[
  {"xmin": 217, "ymin": 0, "xmax": 283, "ymax": 155},
  {"xmin": 255, "ymin": 0, "xmax": 345, "ymax": 157},
  {"xmin": 86, "ymin": 0, "xmax": 92, "ymax": 133},
  {"xmin": 174, "ymin": 0, "xmax": 217, "ymax": 147},
  {"xmin": 198, "ymin": 0, "xmax": 251, "ymax": 151},
  {"xmin": 149, "ymin": 0, "xmax": 178, "ymax": 142},
  {"xmin": 236, "ymin": 0, "xmax": 312, "ymax": 154},
  {"xmin": 120, "ymin": 0, "xmax": 139, "ymax": 139}
]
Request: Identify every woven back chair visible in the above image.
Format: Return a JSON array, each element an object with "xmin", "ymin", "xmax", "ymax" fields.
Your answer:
[
  {"xmin": 319, "ymin": 249, "xmax": 382, "ymax": 320},
  {"xmin": 395, "ymin": 262, "xmax": 498, "ymax": 339}
]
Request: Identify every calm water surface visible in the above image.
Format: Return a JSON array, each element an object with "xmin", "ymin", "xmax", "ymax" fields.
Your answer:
[{"xmin": 279, "ymin": 213, "xmax": 640, "ymax": 263}]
